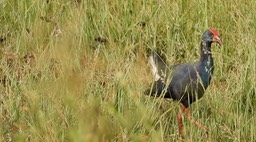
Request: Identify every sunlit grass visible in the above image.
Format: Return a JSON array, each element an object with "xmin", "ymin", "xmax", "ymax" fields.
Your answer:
[{"xmin": 0, "ymin": 0, "xmax": 255, "ymax": 141}]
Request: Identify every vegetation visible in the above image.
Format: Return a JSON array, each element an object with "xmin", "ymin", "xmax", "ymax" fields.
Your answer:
[{"xmin": 0, "ymin": 0, "xmax": 255, "ymax": 141}]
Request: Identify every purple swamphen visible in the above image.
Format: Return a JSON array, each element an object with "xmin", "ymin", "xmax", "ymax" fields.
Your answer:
[{"xmin": 145, "ymin": 29, "xmax": 222, "ymax": 137}]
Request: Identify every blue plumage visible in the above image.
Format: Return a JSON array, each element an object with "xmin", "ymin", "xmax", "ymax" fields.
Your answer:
[
  {"xmin": 146, "ymin": 29, "xmax": 221, "ymax": 107},
  {"xmin": 145, "ymin": 29, "xmax": 222, "ymax": 137}
]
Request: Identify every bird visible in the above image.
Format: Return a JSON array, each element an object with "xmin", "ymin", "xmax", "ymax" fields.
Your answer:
[{"xmin": 145, "ymin": 29, "xmax": 222, "ymax": 137}]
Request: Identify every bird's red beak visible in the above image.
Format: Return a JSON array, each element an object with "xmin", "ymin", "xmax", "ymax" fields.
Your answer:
[{"xmin": 213, "ymin": 36, "xmax": 222, "ymax": 46}]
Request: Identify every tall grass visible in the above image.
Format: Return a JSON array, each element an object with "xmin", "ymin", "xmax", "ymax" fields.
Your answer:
[{"xmin": 0, "ymin": 0, "xmax": 255, "ymax": 141}]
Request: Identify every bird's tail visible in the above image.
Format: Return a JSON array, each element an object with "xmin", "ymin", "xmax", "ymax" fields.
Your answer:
[
  {"xmin": 148, "ymin": 51, "xmax": 168, "ymax": 81},
  {"xmin": 145, "ymin": 51, "xmax": 169, "ymax": 97}
]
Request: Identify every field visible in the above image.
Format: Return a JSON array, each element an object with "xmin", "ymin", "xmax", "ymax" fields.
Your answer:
[{"xmin": 0, "ymin": 0, "xmax": 255, "ymax": 141}]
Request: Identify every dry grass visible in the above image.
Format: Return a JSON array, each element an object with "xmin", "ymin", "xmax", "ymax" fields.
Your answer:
[{"xmin": 0, "ymin": 0, "xmax": 255, "ymax": 141}]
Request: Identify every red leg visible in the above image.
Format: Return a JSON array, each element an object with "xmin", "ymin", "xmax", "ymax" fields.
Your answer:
[
  {"xmin": 177, "ymin": 105, "xmax": 186, "ymax": 137},
  {"xmin": 177, "ymin": 111, "xmax": 183, "ymax": 136},
  {"xmin": 184, "ymin": 107, "xmax": 209, "ymax": 138}
]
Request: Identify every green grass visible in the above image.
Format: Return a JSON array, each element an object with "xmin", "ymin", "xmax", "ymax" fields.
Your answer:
[{"xmin": 0, "ymin": 0, "xmax": 255, "ymax": 141}]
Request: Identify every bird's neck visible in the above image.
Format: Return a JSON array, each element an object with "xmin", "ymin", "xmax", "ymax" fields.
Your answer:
[
  {"xmin": 199, "ymin": 41, "xmax": 214, "ymax": 87},
  {"xmin": 200, "ymin": 41, "xmax": 214, "ymax": 69},
  {"xmin": 200, "ymin": 41, "xmax": 212, "ymax": 60}
]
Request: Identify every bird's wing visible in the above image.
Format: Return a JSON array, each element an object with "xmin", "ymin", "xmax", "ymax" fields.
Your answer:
[
  {"xmin": 148, "ymin": 51, "xmax": 169, "ymax": 82},
  {"xmin": 170, "ymin": 63, "xmax": 202, "ymax": 98},
  {"xmin": 172, "ymin": 63, "xmax": 199, "ymax": 86}
]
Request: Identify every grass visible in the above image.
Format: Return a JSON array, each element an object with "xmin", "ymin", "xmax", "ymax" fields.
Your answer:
[{"xmin": 0, "ymin": 0, "xmax": 255, "ymax": 141}]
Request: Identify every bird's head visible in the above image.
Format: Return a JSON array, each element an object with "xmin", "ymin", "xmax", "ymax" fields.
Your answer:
[{"xmin": 202, "ymin": 29, "xmax": 222, "ymax": 46}]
